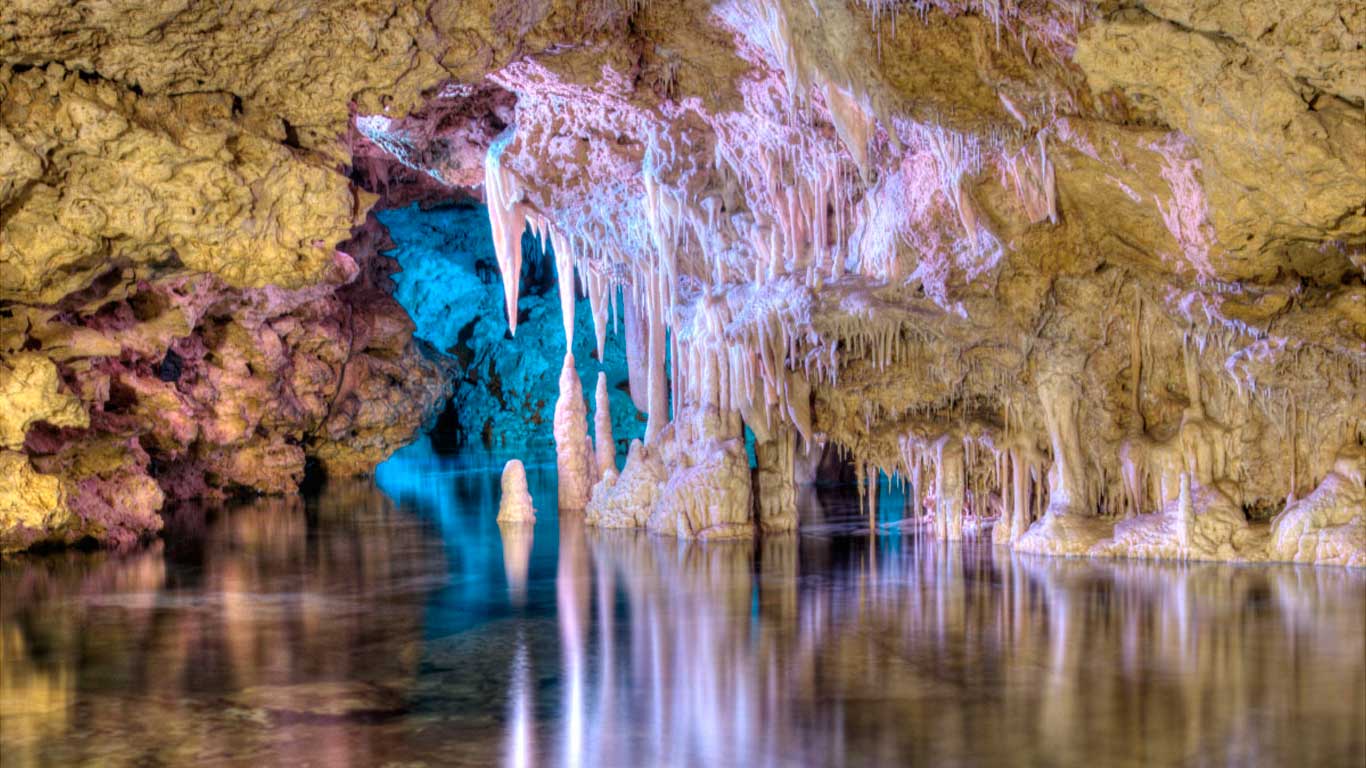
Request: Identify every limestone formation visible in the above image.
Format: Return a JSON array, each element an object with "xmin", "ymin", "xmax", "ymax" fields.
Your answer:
[
  {"xmin": 0, "ymin": 208, "xmax": 450, "ymax": 551},
  {"xmin": 553, "ymin": 353, "xmax": 594, "ymax": 510},
  {"xmin": 585, "ymin": 439, "xmax": 665, "ymax": 530},
  {"xmin": 593, "ymin": 372, "xmax": 617, "ymax": 477},
  {"xmin": 1, "ymin": 1, "xmax": 1362, "ymax": 564},
  {"xmin": 497, "ymin": 459, "xmax": 536, "ymax": 524},
  {"xmin": 754, "ymin": 424, "xmax": 798, "ymax": 534}
]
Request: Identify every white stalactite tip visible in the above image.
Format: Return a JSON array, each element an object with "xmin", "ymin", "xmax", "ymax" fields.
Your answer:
[{"xmin": 485, "ymin": 128, "xmax": 526, "ymax": 336}]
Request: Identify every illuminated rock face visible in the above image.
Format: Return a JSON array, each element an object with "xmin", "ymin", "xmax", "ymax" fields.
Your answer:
[{"xmin": 2, "ymin": 2, "xmax": 1363, "ymax": 562}]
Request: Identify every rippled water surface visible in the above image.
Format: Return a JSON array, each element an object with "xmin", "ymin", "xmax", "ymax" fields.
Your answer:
[{"xmin": 3, "ymin": 438, "xmax": 1364, "ymax": 767}]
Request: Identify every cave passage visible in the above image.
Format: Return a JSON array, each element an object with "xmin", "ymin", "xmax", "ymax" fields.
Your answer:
[
  {"xmin": 378, "ymin": 202, "xmax": 645, "ymax": 452},
  {"xmin": 1, "ymin": 1, "xmax": 1363, "ymax": 766}
]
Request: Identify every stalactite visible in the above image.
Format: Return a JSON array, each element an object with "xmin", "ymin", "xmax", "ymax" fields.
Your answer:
[
  {"xmin": 587, "ymin": 269, "xmax": 609, "ymax": 362},
  {"xmin": 623, "ymin": 291, "xmax": 649, "ymax": 413},
  {"xmin": 485, "ymin": 129, "xmax": 527, "ymax": 336},
  {"xmin": 552, "ymin": 228, "xmax": 576, "ymax": 350}
]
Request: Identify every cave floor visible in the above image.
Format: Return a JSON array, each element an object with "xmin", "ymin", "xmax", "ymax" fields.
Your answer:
[{"xmin": 2, "ymin": 438, "xmax": 1363, "ymax": 767}]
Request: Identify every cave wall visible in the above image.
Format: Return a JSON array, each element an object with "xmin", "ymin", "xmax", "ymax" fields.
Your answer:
[{"xmin": 0, "ymin": 26, "xmax": 458, "ymax": 550}]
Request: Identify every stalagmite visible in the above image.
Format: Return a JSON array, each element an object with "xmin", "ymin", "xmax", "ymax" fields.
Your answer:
[
  {"xmin": 1268, "ymin": 445, "xmax": 1366, "ymax": 567},
  {"xmin": 497, "ymin": 459, "xmax": 536, "ymax": 523},
  {"xmin": 593, "ymin": 372, "xmax": 616, "ymax": 476},
  {"xmin": 554, "ymin": 353, "xmax": 594, "ymax": 510},
  {"xmin": 1037, "ymin": 371, "xmax": 1091, "ymax": 516},
  {"xmin": 583, "ymin": 432, "xmax": 601, "ymax": 488}
]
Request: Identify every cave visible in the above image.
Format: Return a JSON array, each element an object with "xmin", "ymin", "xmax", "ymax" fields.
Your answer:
[{"xmin": 1, "ymin": 1, "xmax": 1363, "ymax": 765}]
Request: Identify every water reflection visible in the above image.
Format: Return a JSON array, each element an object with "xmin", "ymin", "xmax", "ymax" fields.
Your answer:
[
  {"xmin": 1, "ymin": 480, "xmax": 445, "ymax": 768},
  {"xmin": 2, "ymin": 441, "xmax": 1363, "ymax": 767},
  {"xmin": 529, "ymin": 523, "xmax": 1365, "ymax": 768}
]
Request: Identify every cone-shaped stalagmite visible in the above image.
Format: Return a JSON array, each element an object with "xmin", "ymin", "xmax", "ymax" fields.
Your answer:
[
  {"xmin": 498, "ymin": 459, "xmax": 536, "ymax": 523},
  {"xmin": 594, "ymin": 372, "xmax": 616, "ymax": 476},
  {"xmin": 554, "ymin": 353, "xmax": 594, "ymax": 510}
]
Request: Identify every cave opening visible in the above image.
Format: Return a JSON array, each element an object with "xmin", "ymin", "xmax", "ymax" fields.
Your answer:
[{"xmin": 376, "ymin": 201, "xmax": 646, "ymax": 455}]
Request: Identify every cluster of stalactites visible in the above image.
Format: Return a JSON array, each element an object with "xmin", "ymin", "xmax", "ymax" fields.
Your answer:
[
  {"xmin": 479, "ymin": 0, "xmax": 1077, "ymax": 496},
  {"xmin": 876, "ymin": 425, "xmax": 1051, "ymax": 542}
]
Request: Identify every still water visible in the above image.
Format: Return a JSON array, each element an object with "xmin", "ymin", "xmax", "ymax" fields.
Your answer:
[{"xmin": 3, "ymin": 438, "xmax": 1364, "ymax": 767}]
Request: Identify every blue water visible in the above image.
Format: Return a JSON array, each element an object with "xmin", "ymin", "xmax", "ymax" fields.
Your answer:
[{"xmin": 2, "ymin": 437, "xmax": 1363, "ymax": 767}]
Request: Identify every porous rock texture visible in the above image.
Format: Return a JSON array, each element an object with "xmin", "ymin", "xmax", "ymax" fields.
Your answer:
[
  {"xmin": 3, "ymin": 1, "xmax": 1364, "ymax": 563},
  {"xmin": 0, "ymin": 48, "xmax": 452, "ymax": 550}
]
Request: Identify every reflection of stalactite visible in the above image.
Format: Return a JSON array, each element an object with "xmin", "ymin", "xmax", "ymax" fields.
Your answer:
[
  {"xmin": 558, "ymin": 512, "xmax": 590, "ymax": 768},
  {"xmin": 505, "ymin": 628, "xmax": 535, "ymax": 768}
]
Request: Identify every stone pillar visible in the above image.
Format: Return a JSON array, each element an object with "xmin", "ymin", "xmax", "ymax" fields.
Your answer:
[
  {"xmin": 754, "ymin": 423, "xmax": 798, "ymax": 534},
  {"xmin": 934, "ymin": 434, "xmax": 965, "ymax": 541},
  {"xmin": 1037, "ymin": 370, "xmax": 1091, "ymax": 516},
  {"xmin": 1010, "ymin": 449, "xmax": 1030, "ymax": 543},
  {"xmin": 594, "ymin": 372, "xmax": 616, "ymax": 476}
]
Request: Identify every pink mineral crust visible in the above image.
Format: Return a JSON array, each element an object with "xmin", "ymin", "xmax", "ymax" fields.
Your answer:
[{"xmin": 351, "ymin": 83, "xmax": 518, "ymax": 200}]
